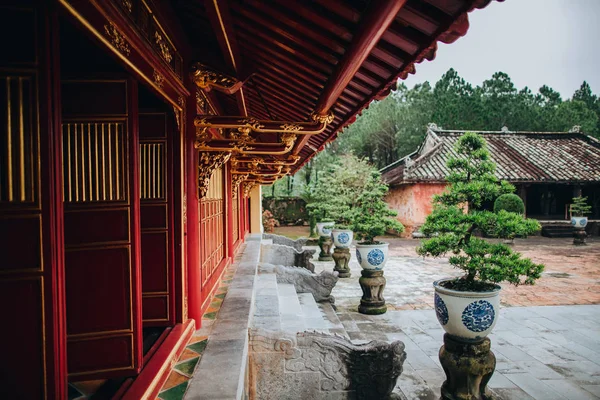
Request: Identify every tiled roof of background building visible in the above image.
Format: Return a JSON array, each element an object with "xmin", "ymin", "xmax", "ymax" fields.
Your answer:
[{"xmin": 381, "ymin": 127, "xmax": 600, "ymax": 185}]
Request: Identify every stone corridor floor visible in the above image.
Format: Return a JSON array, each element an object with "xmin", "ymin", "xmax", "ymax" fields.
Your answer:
[{"xmin": 301, "ymin": 233, "xmax": 600, "ymax": 399}]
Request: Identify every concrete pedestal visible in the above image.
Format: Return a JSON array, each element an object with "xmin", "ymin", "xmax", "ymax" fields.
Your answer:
[
  {"xmin": 358, "ymin": 269, "xmax": 387, "ymax": 315},
  {"xmin": 439, "ymin": 334, "xmax": 496, "ymax": 400},
  {"xmin": 318, "ymin": 236, "xmax": 333, "ymax": 261},
  {"xmin": 573, "ymin": 228, "xmax": 587, "ymax": 245},
  {"xmin": 332, "ymin": 247, "xmax": 351, "ymax": 278}
]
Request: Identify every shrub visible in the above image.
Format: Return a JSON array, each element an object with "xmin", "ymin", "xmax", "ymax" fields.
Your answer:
[
  {"xmin": 262, "ymin": 210, "xmax": 278, "ymax": 233},
  {"xmin": 417, "ymin": 132, "xmax": 544, "ymax": 291},
  {"xmin": 494, "ymin": 193, "xmax": 525, "ymax": 214},
  {"xmin": 350, "ymin": 171, "xmax": 404, "ymax": 244}
]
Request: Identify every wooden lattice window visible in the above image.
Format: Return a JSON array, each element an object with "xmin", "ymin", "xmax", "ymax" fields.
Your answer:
[{"xmin": 200, "ymin": 167, "xmax": 225, "ymax": 283}]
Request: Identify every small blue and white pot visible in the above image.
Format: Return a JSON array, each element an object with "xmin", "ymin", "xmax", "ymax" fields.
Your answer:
[
  {"xmin": 355, "ymin": 242, "xmax": 388, "ymax": 270},
  {"xmin": 316, "ymin": 221, "xmax": 335, "ymax": 237},
  {"xmin": 571, "ymin": 216, "xmax": 588, "ymax": 228},
  {"xmin": 332, "ymin": 228, "xmax": 353, "ymax": 248},
  {"xmin": 433, "ymin": 279, "xmax": 501, "ymax": 342}
]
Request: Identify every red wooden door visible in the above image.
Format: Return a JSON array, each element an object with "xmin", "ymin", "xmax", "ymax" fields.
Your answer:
[
  {"xmin": 62, "ymin": 78, "xmax": 143, "ymax": 379},
  {"xmin": 139, "ymin": 112, "xmax": 175, "ymax": 326},
  {"xmin": 0, "ymin": 3, "xmax": 66, "ymax": 398}
]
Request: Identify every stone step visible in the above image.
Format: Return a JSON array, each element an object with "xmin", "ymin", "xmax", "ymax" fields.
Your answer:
[
  {"xmin": 278, "ymin": 283, "xmax": 306, "ymax": 333},
  {"xmin": 252, "ymin": 272, "xmax": 281, "ymax": 331},
  {"xmin": 298, "ymin": 293, "xmax": 349, "ymax": 339}
]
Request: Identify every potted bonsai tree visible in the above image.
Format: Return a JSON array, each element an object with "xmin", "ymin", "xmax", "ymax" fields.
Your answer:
[
  {"xmin": 417, "ymin": 132, "xmax": 544, "ymax": 342},
  {"xmin": 350, "ymin": 171, "xmax": 404, "ymax": 270},
  {"xmin": 571, "ymin": 196, "xmax": 592, "ymax": 228}
]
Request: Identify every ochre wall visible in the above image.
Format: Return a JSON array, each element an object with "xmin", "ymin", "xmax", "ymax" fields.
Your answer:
[{"xmin": 385, "ymin": 183, "xmax": 447, "ymax": 237}]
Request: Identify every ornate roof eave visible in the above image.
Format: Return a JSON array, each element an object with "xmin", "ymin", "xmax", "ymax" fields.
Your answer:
[{"xmin": 194, "ymin": 112, "xmax": 335, "ymax": 135}]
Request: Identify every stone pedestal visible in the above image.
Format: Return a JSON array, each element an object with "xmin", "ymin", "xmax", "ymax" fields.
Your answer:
[
  {"xmin": 439, "ymin": 334, "xmax": 496, "ymax": 400},
  {"xmin": 318, "ymin": 236, "xmax": 333, "ymax": 261},
  {"xmin": 358, "ymin": 269, "xmax": 386, "ymax": 315},
  {"xmin": 332, "ymin": 247, "xmax": 351, "ymax": 278},
  {"xmin": 573, "ymin": 228, "xmax": 587, "ymax": 245}
]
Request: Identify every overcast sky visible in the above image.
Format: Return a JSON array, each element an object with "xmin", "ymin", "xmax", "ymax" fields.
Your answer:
[{"xmin": 402, "ymin": 0, "xmax": 600, "ymax": 99}]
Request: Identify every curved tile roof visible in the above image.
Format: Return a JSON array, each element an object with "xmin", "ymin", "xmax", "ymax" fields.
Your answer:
[{"xmin": 382, "ymin": 128, "xmax": 600, "ymax": 185}]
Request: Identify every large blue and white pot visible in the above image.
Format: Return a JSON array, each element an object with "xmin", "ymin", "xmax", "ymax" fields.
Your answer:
[
  {"xmin": 571, "ymin": 216, "xmax": 588, "ymax": 229},
  {"xmin": 433, "ymin": 279, "xmax": 501, "ymax": 342},
  {"xmin": 332, "ymin": 228, "xmax": 353, "ymax": 248},
  {"xmin": 355, "ymin": 242, "xmax": 388, "ymax": 270},
  {"xmin": 316, "ymin": 221, "xmax": 335, "ymax": 237}
]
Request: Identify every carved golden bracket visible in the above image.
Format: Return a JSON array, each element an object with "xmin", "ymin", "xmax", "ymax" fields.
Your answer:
[
  {"xmin": 191, "ymin": 63, "xmax": 244, "ymax": 94},
  {"xmin": 242, "ymin": 181, "xmax": 257, "ymax": 198},
  {"xmin": 197, "ymin": 152, "xmax": 231, "ymax": 198},
  {"xmin": 232, "ymin": 155, "xmax": 301, "ymax": 167},
  {"xmin": 194, "ymin": 113, "xmax": 334, "ymax": 135},
  {"xmin": 194, "ymin": 127, "xmax": 297, "ymax": 155},
  {"xmin": 231, "ymin": 174, "xmax": 248, "ymax": 199}
]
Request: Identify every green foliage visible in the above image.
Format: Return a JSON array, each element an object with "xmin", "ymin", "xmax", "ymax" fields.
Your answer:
[
  {"xmin": 304, "ymin": 154, "xmax": 375, "ymax": 227},
  {"xmin": 494, "ymin": 194, "xmax": 525, "ymax": 214},
  {"xmin": 417, "ymin": 133, "xmax": 544, "ymax": 289},
  {"xmin": 350, "ymin": 171, "xmax": 404, "ymax": 244},
  {"xmin": 313, "ymin": 70, "xmax": 599, "ymax": 170},
  {"xmin": 571, "ymin": 196, "xmax": 592, "ymax": 216}
]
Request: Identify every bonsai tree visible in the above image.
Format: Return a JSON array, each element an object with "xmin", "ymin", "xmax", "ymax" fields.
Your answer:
[
  {"xmin": 417, "ymin": 132, "xmax": 543, "ymax": 291},
  {"xmin": 494, "ymin": 193, "xmax": 525, "ymax": 214},
  {"xmin": 571, "ymin": 196, "xmax": 592, "ymax": 217},
  {"xmin": 350, "ymin": 171, "xmax": 404, "ymax": 244}
]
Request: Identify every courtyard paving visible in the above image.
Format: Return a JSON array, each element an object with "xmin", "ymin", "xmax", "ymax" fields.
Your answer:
[{"xmin": 273, "ymin": 226, "xmax": 600, "ymax": 399}]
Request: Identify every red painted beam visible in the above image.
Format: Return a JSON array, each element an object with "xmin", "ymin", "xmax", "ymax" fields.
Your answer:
[
  {"xmin": 314, "ymin": 0, "xmax": 407, "ymax": 115},
  {"xmin": 204, "ymin": 0, "xmax": 248, "ymax": 116},
  {"xmin": 293, "ymin": 0, "xmax": 406, "ymax": 156}
]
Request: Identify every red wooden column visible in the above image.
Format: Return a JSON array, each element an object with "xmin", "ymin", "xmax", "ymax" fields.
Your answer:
[
  {"xmin": 225, "ymin": 163, "xmax": 234, "ymax": 260},
  {"xmin": 185, "ymin": 92, "xmax": 202, "ymax": 323}
]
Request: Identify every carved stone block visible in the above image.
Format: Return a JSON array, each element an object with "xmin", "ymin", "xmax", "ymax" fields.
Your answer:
[
  {"xmin": 274, "ymin": 265, "xmax": 338, "ymax": 303},
  {"xmin": 358, "ymin": 269, "xmax": 387, "ymax": 315},
  {"xmin": 260, "ymin": 243, "xmax": 315, "ymax": 272},
  {"xmin": 249, "ymin": 328, "xmax": 407, "ymax": 400},
  {"xmin": 332, "ymin": 247, "xmax": 351, "ymax": 278},
  {"xmin": 318, "ymin": 236, "xmax": 333, "ymax": 261},
  {"xmin": 263, "ymin": 233, "xmax": 308, "ymax": 252},
  {"xmin": 439, "ymin": 334, "xmax": 496, "ymax": 400}
]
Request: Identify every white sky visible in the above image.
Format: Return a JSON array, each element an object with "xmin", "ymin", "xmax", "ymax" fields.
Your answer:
[{"xmin": 402, "ymin": 0, "xmax": 600, "ymax": 98}]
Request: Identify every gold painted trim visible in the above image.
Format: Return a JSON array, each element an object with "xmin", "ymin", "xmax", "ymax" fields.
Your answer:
[
  {"xmin": 212, "ymin": 0, "xmax": 237, "ymax": 71},
  {"xmin": 58, "ymin": 0, "xmax": 183, "ymax": 110}
]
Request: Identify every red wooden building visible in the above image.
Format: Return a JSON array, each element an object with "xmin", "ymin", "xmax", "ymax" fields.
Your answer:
[{"xmin": 0, "ymin": 0, "xmax": 497, "ymax": 398}]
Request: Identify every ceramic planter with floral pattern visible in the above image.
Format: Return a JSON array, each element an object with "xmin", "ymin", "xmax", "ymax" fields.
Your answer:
[
  {"xmin": 433, "ymin": 279, "xmax": 501, "ymax": 342},
  {"xmin": 332, "ymin": 228, "xmax": 353, "ymax": 248},
  {"xmin": 355, "ymin": 242, "xmax": 388, "ymax": 270}
]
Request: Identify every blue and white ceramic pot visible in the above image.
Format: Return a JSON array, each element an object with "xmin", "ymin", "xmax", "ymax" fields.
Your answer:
[
  {"xmin": 316, "ymin": 221, "xmax": 335, "ymax": 237},
  {"xmin": 571, "ymin": 216, "xmax": 588, "ymax": 229},
  {"xmin": 355, "ymin": 242, "xmax": 388, "ymax": 270},
  {"xmin": 433, "ymin": 279, "xmax": 501, "ymax": 342},
  {"xmin": 332, "ymin": 228, "xmax": 353, "ymax": 248}
]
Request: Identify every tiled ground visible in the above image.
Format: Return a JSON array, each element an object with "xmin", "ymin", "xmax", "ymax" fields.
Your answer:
[
  {"xmin": 294, "ymin": 231, "xmax": 600, "ymax": 311},
  {"xmin": 155, "ymin": 258, "xmax": 239, "ymax": 400},
  {"xmin": 337, "ymin": 305, "xmax": 600, "ymax": 400},
  {"xmin": 299, "ymin": 231, "xmax": 600, "ymax": 399}
]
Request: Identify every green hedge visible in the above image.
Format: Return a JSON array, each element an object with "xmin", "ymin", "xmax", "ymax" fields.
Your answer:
[
  {"xmin": 262, "ymin": 197, "xmax": 307, "ymax": 225},
  {"xmin": 494, "ymin": 193, "xmax": 525, "ymax": 214}
]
